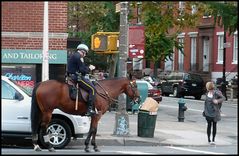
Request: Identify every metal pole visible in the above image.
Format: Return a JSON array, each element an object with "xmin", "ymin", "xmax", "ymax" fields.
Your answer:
[
  {"xmin": 113, "ymin": 2, "xmax": 130, "ymax": 136},
  {"xmin": 222, "ymin": 28, "xmax": 227, "ymax": 100},
  {"xmin": 42, "ymin": 1, "xmax": 49, "ymax": 81}
]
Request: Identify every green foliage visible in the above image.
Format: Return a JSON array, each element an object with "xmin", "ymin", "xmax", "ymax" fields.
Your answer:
[
  {"xmin": 138, "ymin": 2, "xmax": 200, "ymax": 64},
  {"xmin": 67, "ymin": 2, "xmax": 120, "ymax": 71},
  {"xmin": 204, "ymin": 1, "xmax": 238, "ymax": 35}
]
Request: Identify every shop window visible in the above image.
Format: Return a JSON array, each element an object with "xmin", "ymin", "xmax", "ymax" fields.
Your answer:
[{"xmin": 1, "ymin": 65, "xmax": 36, "ymax": 94}]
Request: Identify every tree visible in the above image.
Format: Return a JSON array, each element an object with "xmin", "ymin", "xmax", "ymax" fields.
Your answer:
[
  {"xmin": 130, "ymin": 2, "xmax": 206, "ymax": 77},
  {"xmin": 204, "ymin": 1, "xmax": 238, "ymax": 35},
  {"xmin": 67, "ymin": 2, "xmax": 120, "ymax": 75}
]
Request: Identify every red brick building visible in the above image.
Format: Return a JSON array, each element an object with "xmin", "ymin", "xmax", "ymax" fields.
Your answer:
[{"xmin": 1, "ymin": 2, "xmax": 68, "ymax": 92}]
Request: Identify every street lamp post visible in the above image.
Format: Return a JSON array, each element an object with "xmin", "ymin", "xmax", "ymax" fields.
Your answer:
[{"xmin": 113, "ymin": 2, "xmax": 130, "ymax": 136}]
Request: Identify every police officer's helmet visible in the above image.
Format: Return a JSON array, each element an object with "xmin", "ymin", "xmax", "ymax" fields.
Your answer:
[{"xmin": 77, "ymin": 44, "xmax": 89, "ymax": 53}]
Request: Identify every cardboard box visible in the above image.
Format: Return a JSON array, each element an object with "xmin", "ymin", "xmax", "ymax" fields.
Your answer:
[{"xmin": 139, "ymin": 97, "xmax": 159, "ymax": 112}]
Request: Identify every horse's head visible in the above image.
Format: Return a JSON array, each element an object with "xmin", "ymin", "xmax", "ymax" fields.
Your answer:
[{"xmin": 125, "ymin": 79, "xmax": 141, "ymax": 104}]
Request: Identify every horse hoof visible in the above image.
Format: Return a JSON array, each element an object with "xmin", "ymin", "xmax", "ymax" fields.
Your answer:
[
  {"xmin": 48, "ymin": 147, "xmax": 56, "ymax": 152},
  {"xmin": 33, "ymin": 145, "xmax": 42, "ymax": 151},
  {"xmin": 85, "ymin": 148, "xmax": 90, "ymax": 152},
  {"xmin": 94, "ymin": 148, "xmax": 100, "ymax": 152}
]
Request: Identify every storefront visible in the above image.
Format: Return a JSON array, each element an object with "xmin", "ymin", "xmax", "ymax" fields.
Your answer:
[{"xmin": 1, "ymin": 49, "xmax": 67, "ymax": 93}]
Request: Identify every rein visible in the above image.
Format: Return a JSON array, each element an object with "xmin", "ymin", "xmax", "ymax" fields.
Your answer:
[{"xmin": 94, "ymin": 81, "xmax": 119, "ymax": 104}]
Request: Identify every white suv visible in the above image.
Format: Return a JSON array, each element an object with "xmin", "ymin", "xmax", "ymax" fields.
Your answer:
[{"xmin": 1, "ymin": 76, "xmax": 90, "ymax": 149}]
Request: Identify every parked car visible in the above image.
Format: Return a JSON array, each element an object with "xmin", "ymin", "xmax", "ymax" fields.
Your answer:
[
  {"xmin": 136, "ymin": 80, "xmax": 162, "ymax": 103},
  {"xmin": 141, "ymin": 76, "xmax": 161, "ymax": 88},
  {"xmin": 1, "ymin": 75, "xmax": 90, "ymax": 149},
  {"xmin": 160, "ymin": 72, "xmax": 205, "ymax": 100}
]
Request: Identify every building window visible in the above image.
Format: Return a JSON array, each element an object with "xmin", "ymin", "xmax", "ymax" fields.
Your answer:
[
  {"xmin": 190, "ymin": 37, "xmax": 197, "ymax": 71},
  {"xmin": 191, "ymin": 4, "xmax": 197, "ymax": 14},
  {"xmin": 217, "ymin": 32, "xmax": 224, "ymax": 64},
  {"xmin": 178, "ymin": 1, "xmax": 185, "ymax": 18},
  {"xmin": 179, "ymin": 1, "xmax": 185, "ymax": 10},
  {"xmin": 233, "ymin": 31, "xmax": 238, "ymax": 64}
]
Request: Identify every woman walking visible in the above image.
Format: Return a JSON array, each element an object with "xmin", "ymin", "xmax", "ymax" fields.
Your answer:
[{"xmin": 203, "ymin": 81, "xmax": 225, "ymax": 145}]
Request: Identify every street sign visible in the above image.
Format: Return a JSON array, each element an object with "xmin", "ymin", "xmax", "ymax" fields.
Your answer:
[
  {"xmin": 223, "ymin": 42, "xmax": 231, "ymax": 48},
  {"xmin": 128, "ymin": 26, "xmax": 145, "ymax": 58}
]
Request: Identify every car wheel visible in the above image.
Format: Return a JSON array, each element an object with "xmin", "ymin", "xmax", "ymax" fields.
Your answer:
[
  {"xmin": 164, "ymin": 93, "xmax": 170, "ymax": 96},
  {"xmin": 173, "ymin": 86, "xmax": 180, "ymax": 98},
  {"xmin": 195, "ymin": 95, "xmax": 202, "ymax": 100},
  {"xmin": 39, "ymin": 118, "xmax": 72, "ymax": 149}
]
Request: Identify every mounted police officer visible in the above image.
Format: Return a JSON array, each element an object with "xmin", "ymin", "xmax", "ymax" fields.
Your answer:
[{"xmin": 67, "ymin": 43, "xmax": 97, "ymax": 116}]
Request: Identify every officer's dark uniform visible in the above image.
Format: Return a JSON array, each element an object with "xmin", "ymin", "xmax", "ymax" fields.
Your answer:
[{"xmin": 67, "ymin": 51, "xmax": 96, "ymax": 116}]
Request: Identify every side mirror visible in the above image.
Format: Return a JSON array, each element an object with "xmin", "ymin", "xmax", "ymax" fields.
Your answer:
[{"xmin": 15, "ymin": 92, "xmax": 24, "ymax": 101}]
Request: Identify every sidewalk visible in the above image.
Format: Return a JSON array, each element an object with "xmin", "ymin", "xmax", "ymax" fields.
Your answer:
[{"xmin": 68, "ymin": 107, "xmax": 237, "ymax": 147}]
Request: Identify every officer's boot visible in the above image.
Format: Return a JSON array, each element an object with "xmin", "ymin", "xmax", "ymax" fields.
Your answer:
[{"xmin": 85, "ymin": 100, "xmax": 96, "ymax": 116}]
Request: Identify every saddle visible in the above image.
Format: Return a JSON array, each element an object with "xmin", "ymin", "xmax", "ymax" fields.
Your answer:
[{"xmin": 66, "ymin": 76, "xmax": 88, "ymax": 102}]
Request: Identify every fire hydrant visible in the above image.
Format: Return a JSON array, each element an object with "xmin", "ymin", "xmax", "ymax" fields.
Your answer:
[{"xmin": 178, "ymin": 98, "xmax": 187, "ymax": 122}]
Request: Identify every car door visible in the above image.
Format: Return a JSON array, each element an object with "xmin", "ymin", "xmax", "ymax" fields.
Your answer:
[{"xmin": 1, "ymin": 80, "xmax": 31, "ymax": 132}]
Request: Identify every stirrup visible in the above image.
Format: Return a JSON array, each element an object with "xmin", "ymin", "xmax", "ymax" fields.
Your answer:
[{"xmin": 85, "ymin": 110, "xmax": 96, "ymax": 116}]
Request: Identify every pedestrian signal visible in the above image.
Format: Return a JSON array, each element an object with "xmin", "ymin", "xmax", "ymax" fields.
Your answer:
[{"xmin": 91, "ymin": 32, "xmax": 119, "ymax": 53}]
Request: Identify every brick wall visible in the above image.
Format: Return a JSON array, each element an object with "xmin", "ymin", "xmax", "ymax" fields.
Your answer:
[
  {"xmin": 2, "ymin": 38, "xmax": 67, "ymax": 50},
  {"xmin": 1, "ymin": 2, "xmax": 68, "ymax": 50}
]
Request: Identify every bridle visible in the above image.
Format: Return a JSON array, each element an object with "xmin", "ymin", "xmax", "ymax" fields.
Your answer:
[{"xmin": 127, "ymin": 80, "xmax": 140, "ymax": 103}]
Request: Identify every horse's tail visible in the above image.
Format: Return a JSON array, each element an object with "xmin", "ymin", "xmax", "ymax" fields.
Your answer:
[{"xmin": 31, "ymin": 82, "xmax": 42, "ymax": 136}]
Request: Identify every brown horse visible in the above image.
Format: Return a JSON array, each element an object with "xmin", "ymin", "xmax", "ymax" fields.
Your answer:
[{"xmin": 31, "ymin": 76, "xmax": 140, "ymax": 152}]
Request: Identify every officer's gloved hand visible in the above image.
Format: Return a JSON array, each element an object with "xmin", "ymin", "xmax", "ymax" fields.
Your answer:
[
  {"xmin": 89, "ymin": 65, "xmax": 95, "ymax": 70},
  {"xmin": 76, "ymin": 72, "xmax": 82, "ymax": 81}
]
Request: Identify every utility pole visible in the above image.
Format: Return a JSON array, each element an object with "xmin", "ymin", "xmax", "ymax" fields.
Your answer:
[
  {"xmin": 222, "ymin": 28, "xmax": 227, "ymax": 100},
  {"xmin": 113, "ymin": 2, "xmax": 130, "ymax": 136},
  {"xmin": 42, "ymin": 1, "xmax": 49, "ymax": 81}
]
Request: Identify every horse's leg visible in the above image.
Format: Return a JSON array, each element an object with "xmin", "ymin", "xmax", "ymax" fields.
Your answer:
[
  {"xmin": 91, "ymin": 127, "xmax": 100, "ymax": 152},
  {"xmin": 31, "ymin": 83, "xmax": 42, "ymax": 151},
  {"xmin": 31, "ymin": 113, "xmax": 42, "ymax": 151},
  {"xmin": 41, "ymin": 112, "xmax": 55, "ymax": 152},
  {"xmin": 84, "ymin": 124, "xmax": 93, "ymax": 152},
  {"xmin": 90, "ymin": 115, "xmax": 101, "ymax": 152},
  {"xmin": 32, "ymin": 134, "xmax": 42, "ymax": 151}
]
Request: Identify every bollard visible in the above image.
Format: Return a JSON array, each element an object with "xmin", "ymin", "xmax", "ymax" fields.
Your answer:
[{"xmin": 178, "ymin": 97, "xmax": 187, "ymax": 122}]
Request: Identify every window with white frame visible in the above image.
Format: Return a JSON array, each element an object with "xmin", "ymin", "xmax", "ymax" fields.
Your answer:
[
  {"xmin": 217, "ymin": 32, "xmax": 224, "ymax": 64},
  {"xmin": 233, "ymin": 31, "xmax": 238, "ymax": 64},
  {"xmin": 178, "ymin": 1, "xmax": 185, "ymax": 17},
  {"xmin": 190, "ymin": 37, "xmax": 197, "ymax": 70},
  {"xmin": 191, "ymin": 4, "xmax": 197, "ymax": 14}
]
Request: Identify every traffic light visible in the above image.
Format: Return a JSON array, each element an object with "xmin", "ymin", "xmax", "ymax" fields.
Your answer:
[{"xmin": 91, "ymin": 32, "xmax": 119, "ymax": 53}]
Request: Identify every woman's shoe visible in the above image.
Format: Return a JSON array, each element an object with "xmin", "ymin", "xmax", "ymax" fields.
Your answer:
[{"xmin": 210, "ymin": 141, "xmax": 216, "ymax": 145}]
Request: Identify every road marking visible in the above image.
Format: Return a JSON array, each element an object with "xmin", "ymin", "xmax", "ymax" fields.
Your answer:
[
  {"xmin": 167, "ymin": 146, "xmax": 226, "ymax": 155},
  {"xmin": 116, "ymin": 150, "xmax": 154, "ymax": 154}
]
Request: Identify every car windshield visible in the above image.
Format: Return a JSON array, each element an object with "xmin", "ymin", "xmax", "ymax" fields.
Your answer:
[
  {"xmin": 184, "ymin": 74, "xmax": 203, "ymax": 82},
  {"xmin": 9, "ymin": 79, "xmax": 32, "ymax": 96}
]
